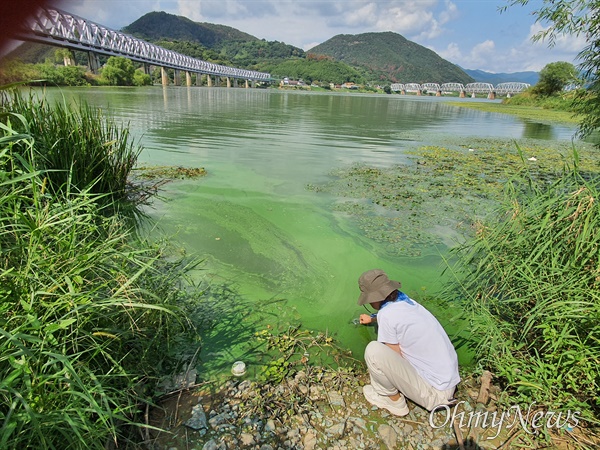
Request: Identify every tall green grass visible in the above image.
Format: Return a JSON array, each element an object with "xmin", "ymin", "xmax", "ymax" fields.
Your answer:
[
  {"xmin": 444, "ymin": 149, "xmax": 600, "ymax": 426},
  {"xmin": 1, "ymin": 93, "xmax": 139, "ymax": 205},
  {"xmin": 503, "ymin": 89, "xmax": 576, "ymax": 112},
  {"xmin": 0, "ymin": 91, "xmax": 196, "ymax": 449}
]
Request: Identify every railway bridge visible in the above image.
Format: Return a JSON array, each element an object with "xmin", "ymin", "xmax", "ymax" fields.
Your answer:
[
  {"xmin": 13, "ymin": 6, "xmax": 271, "ymax": 87},
  {"xmin": 390, "ymin": 82, "xmax": 530, "ymax": 98}
]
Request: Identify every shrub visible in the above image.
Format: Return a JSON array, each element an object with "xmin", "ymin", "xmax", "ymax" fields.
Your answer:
[
  {"xmin": 0, "ymin": 60, "xmax": 39, "ymax": 85},
  {"xmin": 101, "ymin": 56, "xmax": 135, "ymax": 86},
  {"xmin": 133, "ymin": 70, "xmax": 152, "ymax": 86},
  {"xmin": 37, "ymin": 63, "xmax": 89, "ymax": 86}
]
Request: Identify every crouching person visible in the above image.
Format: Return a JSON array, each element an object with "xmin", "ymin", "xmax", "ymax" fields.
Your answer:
[{"xmin": 357, "ymin": 269, "xmax": 460, "ymax": 416}]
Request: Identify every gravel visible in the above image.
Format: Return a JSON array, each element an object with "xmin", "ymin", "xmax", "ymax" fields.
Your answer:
[{"xmin": 148, "ymin": 370, "xmax": 512, "ymax": 450}]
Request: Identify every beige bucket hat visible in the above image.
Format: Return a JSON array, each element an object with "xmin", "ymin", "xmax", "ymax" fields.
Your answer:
[{"xmin": 357, "ymin": 269, "xmax": 401, "ymax": 306}]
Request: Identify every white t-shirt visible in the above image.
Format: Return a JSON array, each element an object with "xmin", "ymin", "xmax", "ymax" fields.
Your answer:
[{"xmin": 377, "ymin": 297, "xmax": 460, "ymax": 391}]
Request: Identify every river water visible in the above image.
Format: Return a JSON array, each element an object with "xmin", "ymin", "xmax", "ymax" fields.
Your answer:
[{"xmin": 44, "ymin": 86, "xmax": 578, "ymax": 376}]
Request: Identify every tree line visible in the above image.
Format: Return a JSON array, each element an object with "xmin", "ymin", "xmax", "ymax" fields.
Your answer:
[{"xmin": 0, "ymin": 51, "xmax": 152, "ymax": 87}]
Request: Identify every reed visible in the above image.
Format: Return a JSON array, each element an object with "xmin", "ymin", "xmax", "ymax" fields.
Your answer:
[
  {"xmin": 1, "ymin": 92, "xmax": 140, "ymax": 206},
  {"xmin": 444, "ymin": 148, "xmax": 600, "ymax": 426},
  {"xmin": 0, "ymin": 90, "xmax": 196, "ymax": 449}
]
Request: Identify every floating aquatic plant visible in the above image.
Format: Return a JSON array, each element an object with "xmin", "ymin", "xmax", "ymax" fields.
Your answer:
[{"xmin": 310, "ymin": 137, "xmax": 600, "ymax": 257}]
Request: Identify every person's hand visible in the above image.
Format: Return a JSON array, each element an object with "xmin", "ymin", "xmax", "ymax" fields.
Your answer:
[{"xmin": 359, "ymin": 314, "xmax": 372, "ymax": 324}]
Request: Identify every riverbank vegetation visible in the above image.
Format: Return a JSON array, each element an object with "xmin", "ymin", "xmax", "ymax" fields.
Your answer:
[
  {"xmin": 448, "ymin": 97, "xmax": 580, "ymax": 125},
  {"xmin": 0, "ymin": 89, "xmax": 200, "ymax": 449},
  {"xmin": 449, "ymin": 61, "xmax": 581, "ymax": 125},
  {"xmin": 443, "ymin": 150, "xmax": 600, "ymax": 431},
  {"xmin": 498, "ymin": 61, "xmax": 580, "ymax": 121},
  {"xmin": 0, "ymin": 56, "xmax": 152, "ymax": 87}
]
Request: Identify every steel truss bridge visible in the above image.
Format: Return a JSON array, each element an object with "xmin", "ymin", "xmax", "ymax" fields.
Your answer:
[
  {"xmin": 391, "ymin": 81, "xmax": 530, "ymax": 97},
  {"xmin": 14, "ymin": 7, "xmax": 271, "ymax": 85}
]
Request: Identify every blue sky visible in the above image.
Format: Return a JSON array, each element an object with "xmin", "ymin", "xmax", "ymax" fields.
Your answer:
[{"xmin": 57, "ymin": 0, "xmax": 586, "ymax": 73}]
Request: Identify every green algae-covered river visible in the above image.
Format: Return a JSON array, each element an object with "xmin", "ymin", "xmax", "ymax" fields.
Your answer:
[{"xmin": 44, "ymin": 86, "xmax": 579, "ymax": 377}]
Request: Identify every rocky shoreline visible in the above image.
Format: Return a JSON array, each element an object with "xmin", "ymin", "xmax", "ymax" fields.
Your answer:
[{"xmin": 147, "ymin": 369, "xmax": 535, "ymax": 450}]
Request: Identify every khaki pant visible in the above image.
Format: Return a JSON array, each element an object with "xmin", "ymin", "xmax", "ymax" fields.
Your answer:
[{"xmin": 364, "ymin": 341, "xmax": 455, "ymax": 411}]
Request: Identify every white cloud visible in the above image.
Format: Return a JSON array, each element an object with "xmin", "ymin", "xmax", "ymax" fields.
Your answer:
[
  {"xmin": 436, "ymin": 25, "xmax": 586, "ymax": 74},
  {"xmin": 438, "ymin": 0, "xmax": 458, "ymax": 25},
  {"xmin": 471, "ymin": 40, "xmax": 495, "ymax": 61},
  {"xmin": 63, "ymin": 0, "xmax": 174, "ymax": 28},
  {"xmin": 343, "ymin": 3, "xmax": 379, "ymax": 28},
  {"xmin": 437, "ymin": 42, "xmax": 461, "ymax": 61},
  {"xmin": 176, "ymin": 0, "xmax": 205, "ymax": 22},
  {"xmin": 313, "ymin": 1, "xmax": 446, "ymax": 39},
  {"xmin": 436, "ymin": 39, "xmax": 495, "ymax": 71},
  {"xmin": 377, "ymin": 7, "xmax": 436, "ymax": 36},
  {"xmin": 491, "ymin": 24, "xmax": 585, "ymax": 72}
]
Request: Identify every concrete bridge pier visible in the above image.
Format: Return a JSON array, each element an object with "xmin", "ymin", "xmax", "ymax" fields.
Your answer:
[
  {"xmin": 226, "ymin": 77, "xmax": 231, "ymax": 88},
  {"xmin": 161, "ymin": 67, "xmax": 169, "ymax": 86},
  {"xmin": 206, "ymin": 75, "xmax": 213, "ymax": 87},
  {"xmin": 233, "ymin": 78, "xmax": 238, "ymax": 88},
  {"xmin": 401, "ymin": 89, "xmax": 406, "ymax": 95},
  {"xmin": 417, "ymin": 90, "xmax": 422, "ymax": 96},
  {"xmin": 186, "ymin": 71, "xmax": 192, "ymax": 87},
  {"xmin": 196, "ymin": 73, "xmax": 202, "ymax": 87},
  {"xmin": 143, "ymin": 63, "xmax": 151, "ymax": 75},
  {"xmin": 87, "ymin": 51, "xmax": 101, "ymax": 73},
  {"xmin": 436, "ymin": 90, "xmax": 441, "ymax": 97},
  {"xmin": 487, "ymin": 91, "xmax": 496, "ymax": 100},
  {"xmin": 245, "ymin": 79, "xmax": 249, "ymax": 89},
  {"xmin": 459, "ymin": 91, "xmax": 466, "ymax": 98},
  {"xmin": 173, "ymin": 69, "xmax": 180, "ymax": 86}
]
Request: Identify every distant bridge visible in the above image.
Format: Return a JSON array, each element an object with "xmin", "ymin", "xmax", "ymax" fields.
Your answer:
[
  {"xmin": 13, "ymin": 7, "xmax": 271, "ymax": 87},
  {"xmin": 391, "ymin": 82, "xmax": 530, "ymax": 98}
]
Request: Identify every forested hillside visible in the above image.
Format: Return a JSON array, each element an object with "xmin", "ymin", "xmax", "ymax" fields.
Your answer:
[
  {"xmin": 125, "ymin": 12, "xmax": 304, "ymax": 63},
  {"xmin": 263, "ymin": 55, "xmax": 366, "ymax": 85},
  {"xmin": 308, "ymin": 32, "xmax": 473, "ymax": 84},
  {"xmin": 123, "ymin": 11, "xmax": 258, "ymax": 47},
  {"xmin": 122, "ymin": 12, "xmax": 362, "ymax": 84}
]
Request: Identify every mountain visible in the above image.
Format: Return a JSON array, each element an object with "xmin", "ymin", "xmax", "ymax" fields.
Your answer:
[
  {"xmin": 308, "ymin": 32, "xmax": 473, "ymax": 84},
  {"xmin": 462, "ymin": 68, "xmax": 539, "ymax": 85},
  {"xmin": 123, "ymin": 11, "xmax": 258, "ymax": 48},
  {"xmin": 123, "ymin": 11, "xmax": 305, "ymax": 65}
]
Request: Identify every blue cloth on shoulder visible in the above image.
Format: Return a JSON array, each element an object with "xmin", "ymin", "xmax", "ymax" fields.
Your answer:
[
  {"xmin": 396, "ymin": 291, "xmax": 415, "ymax": 305},
  {"xmin": 380, "ymin": 291, "xmax": 415, "ymax": 310}
]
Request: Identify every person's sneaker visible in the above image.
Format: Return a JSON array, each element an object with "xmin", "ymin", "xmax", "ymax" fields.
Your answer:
[{"xmin": 363, "ymin": 384, "xmax": 410, "ymax": 416}]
